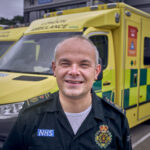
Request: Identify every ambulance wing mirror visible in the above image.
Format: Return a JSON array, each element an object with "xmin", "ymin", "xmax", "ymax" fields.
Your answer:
[{"xmin": 97, "ymin": 58, "xmax": 103, "ymax": 80}]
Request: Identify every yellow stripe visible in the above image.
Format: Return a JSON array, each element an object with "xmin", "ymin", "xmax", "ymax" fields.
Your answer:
[
  {"xmin": 129, "ymin": 87, "xmax": 138, "ymax": 106},
  {"xmin": 125, "ymin": 69, "xmax": 130, "ymax": 89},
  {"xmin": 96, "ymin": 92, "xmax": 102, "ymax": 97},
  {"xmin": 147, "ymin": 69, "xmax": 150, "ymax": 85},
  {"xmin": 139, "ymin": 86, "xmax": 147, "ymax": 103}
]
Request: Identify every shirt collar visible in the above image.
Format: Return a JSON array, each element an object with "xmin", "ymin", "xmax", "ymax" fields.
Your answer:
[
  {"xmin": 44, "ymin": 91, "xmax": 63, "ymax": 113},
  {"xmin": 44, "ymin": 90, "xmax": 108, "ymax": 122}
]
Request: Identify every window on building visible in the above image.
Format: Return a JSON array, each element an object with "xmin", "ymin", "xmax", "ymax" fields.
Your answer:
[
  {"xmin": 144, "ymin": 37, "xmax": 150, "ymax": 65},
  {"xmin": 89, "ymin": 35, "xmax": 108, "ymax": 69},
  {"xmin": 30, "ymin": 0, "xmax": 34, "ymax": 5}
]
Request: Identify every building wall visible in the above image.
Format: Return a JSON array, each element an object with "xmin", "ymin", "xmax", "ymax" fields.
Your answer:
[
  {"xmin": 126, "ymin": 0, "xmax": 150, "ymax": 13},
  {"xmin": 25, "ymin": 0, "xmax": 76, "ymax": 8},
  {"xmin": 24, "ymin": 0, "xmax": 89, "ymax": 23},
  {"xmin": 24, "ymin": 0, "xmax": 150, "ymax": 23}
]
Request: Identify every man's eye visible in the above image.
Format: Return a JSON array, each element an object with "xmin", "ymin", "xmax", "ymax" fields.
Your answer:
[
  {"xmin": 81, "ymin": 64, "xmax": 89, "ymax": 67},
  {"xmin": 61, "ymin": 63, "xmax": 69, "ymax": 66}
]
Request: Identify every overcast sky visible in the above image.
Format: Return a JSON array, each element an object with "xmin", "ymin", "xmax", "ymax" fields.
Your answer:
[{"xmin": 0, "ymin": 0, "xmax": 23, "ymax": 19}]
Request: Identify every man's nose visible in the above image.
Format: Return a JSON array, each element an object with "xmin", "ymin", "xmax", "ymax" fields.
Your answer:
[{"xmin": 68, "ymin": 64, "xmax": 80, "ymax": 76}]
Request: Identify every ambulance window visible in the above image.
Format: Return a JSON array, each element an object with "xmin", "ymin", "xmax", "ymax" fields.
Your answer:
[
  {"xmin": 89, "ymin": 35, "xmax": 108, "ymax": 69},
  {"xmin": 0, "ymin": 32, "xmax": 82, "ymax": 74},
  {"xmin": 144, "ymin": 37, "xmax": 150, "ymax": 65}
]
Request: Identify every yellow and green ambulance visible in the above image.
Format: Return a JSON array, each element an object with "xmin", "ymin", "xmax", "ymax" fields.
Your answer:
[{"xmin": 0, "ymin": 3, "xmax": 150, "ymax": 143}]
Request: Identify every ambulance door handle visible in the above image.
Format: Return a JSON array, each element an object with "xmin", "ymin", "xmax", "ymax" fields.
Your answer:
[
  {"xmin": 133, "ymin": 74, "xmax": 137, "ymax": 85},
  {"xmin": 140, "ymin": 95, "xmax": 143, "ymax": 98},
  {"xmin": 103, "ymin": 81, "xmax": 111, "ymax": 86}
]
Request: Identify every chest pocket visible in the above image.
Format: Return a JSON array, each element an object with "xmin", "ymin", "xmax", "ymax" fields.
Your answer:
[
  {"xmin": 27, "ymin": 135, "xmax": 62, "ymax": 150},
  {"xmin": 26, "ymin": 128, "xmax": 62, "ymax": 150}
]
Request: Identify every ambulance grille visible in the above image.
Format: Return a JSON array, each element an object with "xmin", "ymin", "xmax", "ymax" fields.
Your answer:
[{"xmin": 13, "ymin": 76, "xmax": 47, "ymax": 81}]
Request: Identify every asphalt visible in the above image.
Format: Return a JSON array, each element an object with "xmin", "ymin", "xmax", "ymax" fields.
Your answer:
[{"xmin": 131, "ymin": 120, "xmax": 150, "ymax": 150}]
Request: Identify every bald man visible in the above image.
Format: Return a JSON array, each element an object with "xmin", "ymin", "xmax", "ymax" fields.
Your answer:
[{"xmin": 3, "ymin": 36, "xmax": 132, "ymax": 150}]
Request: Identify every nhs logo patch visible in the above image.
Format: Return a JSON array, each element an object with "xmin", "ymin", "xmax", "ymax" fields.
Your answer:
[{"xmin": 37, "ymin": 129, "xmax": 54, "ymax": 137}]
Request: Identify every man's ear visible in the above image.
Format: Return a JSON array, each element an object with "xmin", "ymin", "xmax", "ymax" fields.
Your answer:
[
  {"xmin": 94, "ymin": 64, "xmax": 101, "ymax": 80},
  {"xmin": 52, "ymin": 61, "xmax": 56, "ymax": 77}
]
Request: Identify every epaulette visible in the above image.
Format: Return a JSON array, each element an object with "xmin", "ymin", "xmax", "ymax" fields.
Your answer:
[
  {"xmin": 102, "ymin": 97, "xmax": 126, "ymax": 115},
  {"xmin": 22, "ymin": 92, "xmax": 52, "ymax": 111}
]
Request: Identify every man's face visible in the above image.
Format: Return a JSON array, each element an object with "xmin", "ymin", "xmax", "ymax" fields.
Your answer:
[{"xmin": 52, "ymin": 38, "xmax": 101, "ymax": 99}]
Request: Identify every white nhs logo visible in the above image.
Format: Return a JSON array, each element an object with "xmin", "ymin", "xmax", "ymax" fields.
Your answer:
[{"xmin": 37, "ymin": 129, "xmax": 54, "ymax": 137}]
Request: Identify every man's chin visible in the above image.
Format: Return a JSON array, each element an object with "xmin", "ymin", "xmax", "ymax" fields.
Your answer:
[{"xmin": 63, "ymin": 90, "xmax": 85, "ymax": 99}]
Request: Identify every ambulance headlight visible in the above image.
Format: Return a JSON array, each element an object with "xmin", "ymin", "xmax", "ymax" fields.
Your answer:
[{"xmin": 0, "ymin": 102, "xmax": 24, "ymax": 119}]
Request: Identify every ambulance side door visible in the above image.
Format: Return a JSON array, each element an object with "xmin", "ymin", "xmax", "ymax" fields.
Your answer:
[
  {"xmin": 84, "ymin": 28, "xmax": 115, "ymax": 102},
  {"xmin": 124, "ymin": 15, "xmax": 141, "ymax": 126}
]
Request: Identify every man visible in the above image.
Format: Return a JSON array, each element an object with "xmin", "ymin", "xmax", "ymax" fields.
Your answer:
[{"xmin": 2, "ymin": 36, "xmax": 132, "ymax": 150}]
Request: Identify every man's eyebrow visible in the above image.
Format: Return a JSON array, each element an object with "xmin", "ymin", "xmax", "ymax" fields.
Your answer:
[
  {"xmin": 80, "ymin": 59, "xmax": 91, "ymax": 63},
  {"xmin": 58, "ymin": 58, "xmax": 70, "ymax": 63}
]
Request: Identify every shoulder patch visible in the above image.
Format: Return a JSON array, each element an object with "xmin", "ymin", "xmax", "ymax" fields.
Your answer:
[
  {"xmin": 23, "ymin": 92, "xmax": 52, "ymax": 110},
  {"xmin": 102, "ymin": 97, "xmax": 126, "ymax": 115}
]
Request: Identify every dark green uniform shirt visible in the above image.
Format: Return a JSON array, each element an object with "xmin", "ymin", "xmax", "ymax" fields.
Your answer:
[{"xmin": 2, "ymin": 91, "xmax": 132, "ymax": 150}]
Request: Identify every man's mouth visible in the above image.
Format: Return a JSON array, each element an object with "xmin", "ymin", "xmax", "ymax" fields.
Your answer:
[{"xmin": 65, "ymin": 80, "xmax": 83, "ymax": 84}]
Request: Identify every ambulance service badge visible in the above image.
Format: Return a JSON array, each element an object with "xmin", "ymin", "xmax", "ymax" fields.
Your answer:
[{"xmin": 95, "ymin": 125, "xmax": 112, "ymax": 149}]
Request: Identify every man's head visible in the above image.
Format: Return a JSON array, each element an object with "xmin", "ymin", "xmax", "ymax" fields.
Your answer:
[
  {"xmin": 54, "ymin": 36, "xmax": 99, "ymax": 65},
  {"xmin": 52, "ymin": 36, "xmax": 101, "ymax": 99}
]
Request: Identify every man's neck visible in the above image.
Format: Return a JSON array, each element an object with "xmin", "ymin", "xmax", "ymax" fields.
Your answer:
[{"xmin": 59, "ymin": 92, "xmax": 92, "ymax": 113}]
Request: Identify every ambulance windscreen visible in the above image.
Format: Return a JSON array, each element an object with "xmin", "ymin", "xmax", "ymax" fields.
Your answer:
[{"xmin": 0, "ymin": 32, "xmax": 81, "ymax": 74}]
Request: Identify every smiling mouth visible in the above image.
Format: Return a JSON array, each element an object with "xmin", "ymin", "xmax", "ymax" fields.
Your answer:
[{"xmin": 65, "ymin": 80, "xmax": 83, "ymax": 84}]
